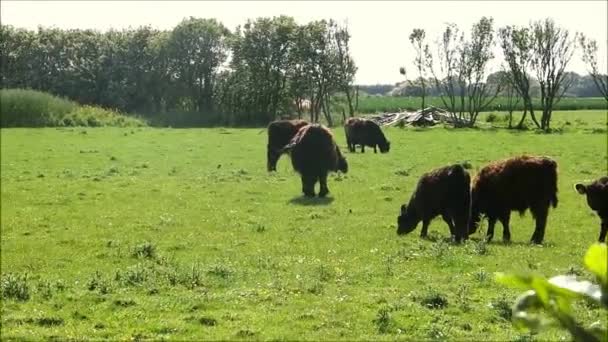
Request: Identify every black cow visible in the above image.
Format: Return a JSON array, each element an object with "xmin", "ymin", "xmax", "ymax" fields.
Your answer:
[
  {"xmin": 344, "ymin": 117, "xmax": 390, "ymax": 153},
  {"xmin": 397, "ymin": 164, "xmax": 471, "ymax": 242},
  {"xmin": 575, "ymin": 177, "xmax": 608, "ymax": 242},
  {"xmin": 283, "ymin": 124, "xmax": 348, "ymax": 197}
]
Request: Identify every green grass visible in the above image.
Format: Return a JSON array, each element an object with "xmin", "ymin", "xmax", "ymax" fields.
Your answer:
[
  {"xmin": 1, "ymin": 111, "xmax": 607, "ymax": 340},
  {"xmin": 355, "ymin": 96, "xmax": 608, "ymax": 114},
  {"xmin": 0, "ymin": 89, "xmax": 146, "ymax": 127}
]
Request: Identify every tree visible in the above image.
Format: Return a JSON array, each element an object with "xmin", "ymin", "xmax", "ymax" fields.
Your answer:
[
  {"xmin": 408, "ymin": 28, "xmax": 431, "ymax": 110},
  {"xmin": 579, "ymin": 34, "xmax": 608, "ymax": 101},
  {"xmin": 495, "ymin": 70, "xmax": 522, "ymax": 128},
  {"xmin": 530, "ymin": 18, "xmax": 577, "ymax": 131},
  {"xmin": 429, "ymin": 18, "xmax": 500, "ymax": 127},
  {"xmin": 227, "ymin": 16, "xmax": 297, "ymax": 124},
  {"xmin": 429, "ymin": 23, "xmax": 462, "ymax": 124},
  {"xmin": 167, "ymin": 17, "xmax": 230, "ymax": 117},
  {"xmin": 462, "ymin": 17, "xmax": 501, "ymax": 127},
  {"xmin": 331, "ymin": 21, "xmax": 358, "ymax": 118},
  {"xmin": 499, "ymin": 25, "xmax": 540, "ymax": 129}
]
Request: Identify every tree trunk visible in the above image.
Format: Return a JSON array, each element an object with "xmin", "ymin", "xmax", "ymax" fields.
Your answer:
[
  {"xmin": 353, "ymin": 86, "xmax": 359, "ymax": 116},
  {"xmin": 517, "ymin": 108, "xmax": 528, "ymax": 129},
  {"xmin": 344, "ymin": 86, "xmax": 355, "ymax": 117}
]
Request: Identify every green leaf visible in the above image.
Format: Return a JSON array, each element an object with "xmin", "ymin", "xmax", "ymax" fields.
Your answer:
[
  {"xmin": 587, "ymin": 323, "xmax": 608, "ymax": 342},
  {"xmin": 495, "ymin": 273, "xmax": 553, "ymax": 305},
  {"xmin": 584, "ymin": 244, "xmax": 607, "ymax": 285},
  {"xmin": 495, "ymin": 273, "xmax": 536, "ymax": 289}
]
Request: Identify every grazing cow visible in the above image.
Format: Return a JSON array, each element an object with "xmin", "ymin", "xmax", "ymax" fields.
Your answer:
[
  {"xmin": 575, "ymin": 177, "xmax": 608, "ymax": 242},
  {"xmin": 397, "ymin": 164, "xmax": 471, "ymax": 242},
  {"xmin": 344, "ymin": 117, "xmax": 390, "ymax": 153},
  {"xmin": 469, "ymin": 156, "xmax": 558, "ymax": 244},
  {"xmin": 267, "ymin": 119, "xmax": 308, "ymax": 171},
  {"xmin": 282, "ymin": 124, "xmax": 348, "ymax": 197}
]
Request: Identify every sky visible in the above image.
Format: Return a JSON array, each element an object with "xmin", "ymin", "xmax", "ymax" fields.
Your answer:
[{"xmin": 2, "ymin": 1, "xmax": 607, "ymax": 85}]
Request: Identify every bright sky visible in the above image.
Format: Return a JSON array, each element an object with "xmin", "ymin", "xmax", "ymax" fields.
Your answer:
[{"xmin": 2, "ymin": 1, "xmax": 607, "ymax": 85}]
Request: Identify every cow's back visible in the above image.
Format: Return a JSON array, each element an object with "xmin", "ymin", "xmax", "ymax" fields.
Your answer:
[
  {"xmin": 268, "ymin": 119, "xmax": 308, "ymax": 149},
  {"xmin": 289, "ymin": 124, "xmax": 340, "ymax": 174},
  {"xmin": 413, "ymin": 164, "xmax": 470, "ymax": 217},
  {"xmin": 474, "ymin": 156, "xmax": 558, "ymax": 211}
]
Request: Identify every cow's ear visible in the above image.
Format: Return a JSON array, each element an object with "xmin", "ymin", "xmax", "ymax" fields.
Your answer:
[
  {"xmin": 400, "ymin": 204, "xmax": 407, "ymax": 214},
  {"xmin": 575, "ymin": 183, "xmax": 587, "ymax": 194}
]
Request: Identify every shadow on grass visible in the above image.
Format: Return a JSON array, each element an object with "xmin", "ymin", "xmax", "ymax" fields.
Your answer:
[
  {"xmin": 288, "ymin": 196, "xmax": 334, "ymax": 206},
  {"xmin": 467, "ymin": 236, "xmax": 556, "ymax": 248}
]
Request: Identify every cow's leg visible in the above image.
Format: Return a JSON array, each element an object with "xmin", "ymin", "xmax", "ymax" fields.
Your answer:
[
  {"xmin": 318, "ymin": 172, "xmax": 329, "ymax": 198},
  {"xmin": 373, "ymin": 146, "xmax": 377, "ymax": 153},
  {"xmin": 301, "ymin": 174, "xmax": 316, "ymax": 197},
  {"xmin": 499, "ymin": 212, "xmax": 511, "ymax": 243},
  {"xmin": 598, "ymin": 220, "xmax": 607, "ymax": 243},
  {"xmin": 442, "ymin": 213, "xmax": 455, "ymax": 237},
  {"xmin": 267, "ymin": 146, "xmax": 277, "ymax": 172},
  {"xmin": 486, "ymin": 216, "xmax": 497, "ymax": 242},
  {"xmin": 420, "ymin": 218, "xmax": 431, "ymax": 238},
  {"xmin": 360, "ymin": 145, "xmax": 365, "ymax": 153},
  {"xmin": 530, "ymin": 203, "xmax": 549, "ymax": 244}
]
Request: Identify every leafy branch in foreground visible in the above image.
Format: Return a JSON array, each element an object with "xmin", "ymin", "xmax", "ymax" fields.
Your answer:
[{"xmin": 496, "ymin": 243, "xmax": 607, "ymax": 342}]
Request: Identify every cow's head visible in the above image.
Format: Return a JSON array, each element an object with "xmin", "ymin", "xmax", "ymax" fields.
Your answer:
[
  {"xmin": 337, "ymin": 155, "xmax": 348, "ymax": 173},
  {"xmin": 397, "ymin": 204, "xmax": 418, "ymax": 235},
  {"xmin": 468, "ymin": 186, "xmax": 482, "ymax": 235},
  {"xmin": 575, "ymin": 181, "xmax": 606, "ymax": 211},
  {"xmin": 379, "ymin": 140, "xmax": 390, "ymax": 153}
]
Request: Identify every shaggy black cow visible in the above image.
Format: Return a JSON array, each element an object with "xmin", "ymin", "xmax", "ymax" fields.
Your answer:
[
  {"xmin": 282, "ymin": 124, "xmax": 348, "ymax": 197},
  {"xmin": 397, "ymin": 164, "xmax": 471, "ymax": 242},
  {"xmin": 470, "ymin": 156, "xmax": 559, "ymax": 244},
  {"xmin": 344, "ymin": 117, "xmax": 390, "ymax": 153},
  {"xmin": 267, "ymin": 119, "xmax": 308, "ymax": 171},
  {"xmin": 575, "ymin": 177, "xmax": 608, "ymax": 242}
]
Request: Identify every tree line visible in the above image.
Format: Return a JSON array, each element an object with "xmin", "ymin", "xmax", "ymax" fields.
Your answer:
[
  {"xmin": 0, "ymin": 16, "xmax": 357, "ymax": 126},
  {"xmin": 1, "ymin": 16, "xmax": 605, "ymax": 129},
  {"xmin": 400, "ymin": 17, "xmax": 607, "ymax": 130},
  {"xmin": 390, "ymin": 71, "xmax": 606, "ymax": 99}
]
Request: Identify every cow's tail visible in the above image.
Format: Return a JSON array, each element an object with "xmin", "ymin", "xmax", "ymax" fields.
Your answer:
[
  {"xmin": 280, "ymin": 141, "xmax": 296, "ymax": 154},
  {"xmin": 548, "ymin": 158, "xmax": 559, "ymax": 208},
  {"xmin": 551, "ymin": 193, "xmax": 558, "ymax": 208}
]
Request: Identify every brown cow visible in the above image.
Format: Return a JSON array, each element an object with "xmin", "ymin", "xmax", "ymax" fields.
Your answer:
[
  {"xmin": 282, "ymin": 124, "xmax": 348, "ymax": 197},
  {"xmin": 397, "ymin": 164, "xmax": 471, "ymax": 242},
  {"xmin": 469, "ymin": 156, "xmax": 559, "ymax": 244},
  {"xmin": 267, "ymin": 119, "xmax": 308, "ymax": 171},
  {"xmin": 344, "ymin": 117, "xmax": 390, "ymax": 153},
  {"xmin": 575, "ymin": 177, "xmax": 608, "ymax": 242}
]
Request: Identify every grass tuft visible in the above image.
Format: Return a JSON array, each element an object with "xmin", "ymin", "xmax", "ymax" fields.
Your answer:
[{"xmin": 1, "ymin": 273, "xmax": 30, "ymax": 301}]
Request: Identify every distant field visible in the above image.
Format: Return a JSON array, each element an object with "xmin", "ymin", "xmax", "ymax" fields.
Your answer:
[
  {"xmin": 1, "ymin": 110, "xmax": 607, "ymax": 340},
  {"xmin": 356, "ymin": 96, "xmax": 608, "ymax": 114}
]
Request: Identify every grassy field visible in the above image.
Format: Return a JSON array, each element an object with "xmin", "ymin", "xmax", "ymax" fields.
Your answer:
[
  {"xmin": 355, "ymin": 96, "xmax": 608, "ymax": 114},
  {"xmin": 1, "ymin": 110, "xmax": 607, "ymax": 340}
]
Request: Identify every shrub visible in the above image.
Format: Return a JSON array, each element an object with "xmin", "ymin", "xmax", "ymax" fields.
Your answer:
[
  {"xmin": 496, "ymin": 243, "xmax": 607, "ymax": 341},
  {"xmin": 0, "ymin": 89, "xmax": 146, "ymax": 127},
  {"xmin": 485, "ymin": 113, "xmax": 499, "ymax": 122}
]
